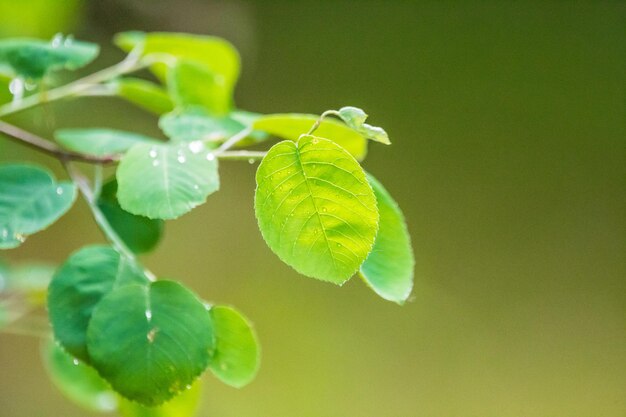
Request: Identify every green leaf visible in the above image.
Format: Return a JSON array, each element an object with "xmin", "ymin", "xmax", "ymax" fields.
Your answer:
[
  {"xmin": 111, "ymin": 77, "xmax": 174, "ymax": 115},
  {"xmin": 118, "ymin": 381, "xmax": 201, "ymax": 417},
  {"xmin": 0, "ymin": 164, "xmax": 76, "ymax": 249},
  {"xmin": 42, "ymin": 340, "xmax": 117, "ymax": 413},
  {"xmin": 254, "ymin": 135, "xmax": 379, "ymax": 284},
  {"xmin": 359, "ymin": 123, "xmax": 390, "ymax": 145},
  {"xmin": 86, "ymin": 281, "xmax": 214, "ymax": 406},
  {"xmin": 253, "ymin": 114, "xmax": 368, "ymax": 161},
  {"xmin": 168, "ymin": 60, "xmax": 232, "ymax": 115},
  {"xmin": 230, "ymin": 110, "xmax": 270, "ymax": 146},
  {"xmin": 159, "ymin": 107, "xmax": 241, "ymax": 143},
  {"xmin": 360, "ymin": 174, "xmax": 414, "ymax": 304},
  {"xmin": 114, "ymin": 31, "xmax": 239, "ymax": 90},
  {"xmin": 97, "ymin": 179, "xmax": 164, "ymax": 254},
  {"xmin": 48, "ymin": 245, "xmax": 148, "ymax": 362},
  {"xmin": 0, "ymin": 36, "xmax": 99, "ymax": 79},
  {"xmin": 117, "ymin": 142, "xmax": 220, "ymax": 220},
  {"xmin": 209, "ymin": 306, "xmax": 260, "ymax": 388},
  {"xmin": 337, "ymin": 106, "xmax": 390, "ymax": 145},
  {"xmin": 0, "ymin": 74, "xmax": 12, "ymax": 104},
  {"xmin": 54, "ymin": 128, "xmax": 159, "ymax": 157}
]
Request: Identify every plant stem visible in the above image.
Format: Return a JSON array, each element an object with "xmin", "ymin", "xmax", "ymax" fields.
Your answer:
[
  {"xmin": 306, "ymin": 110, "xmax": 340, "ymax": 135},
  {"xmin": 215, "ymin": 126, "xmax": 253, "ymax": 153},
  {"xmin": 217, "ymin": 151, "xmax": 266, "ymax": 161}
]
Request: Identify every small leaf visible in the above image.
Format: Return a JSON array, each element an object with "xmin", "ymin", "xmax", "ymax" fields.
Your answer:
[
  {"xmin": 118, "ymin": 381, "xmax": 201, "ymax": 417},
  {"xmin": 359, "ymin": 123, "xmax": 390, "ymax": 145},
  {"xmin": 360, "ymin": 174, "xmax": 414, "ymax": 304},
  {"xmin": 48, "ymin": 245, "xmax": 148, "ymax": 362},
  {"xmin": 159, "ymin": 107, "xmax": 242, "ymax": 143},
  {"xmin": 117, "ymin": 142, "xmax": 220, "ymax": 220},
  {"xmin": 0, "ymin": 36, "xmax": 99, "ymax": 79},
  {"xmin": 111, "ymin": 77, "xmax": 174, "ymax": 115},
  {"xmin": 42, "ymin": 340, "xmax": 117, "ymax": 413},
  {"xmin": 337, "ymin": 106, "xmax": 368, "ymax": 128},
  {"xmin": 54, "ymin": 128, "xmax": 159, "ymax": 157},
  {"xmin": 86, "ymin": 281, "xmax": 214, "ymax": 406},
  {"xmin": 254, "ymin": 135, "xmax": 379, "ymax": 284},
  {"xmin": 0, "ymin": 164, "xmax": 76, "ymax": 249},
  {"xmin": 114, "ymin": 31, "xmax": 239, "ymax": 91},
  {"xmin": 209, "ymin": 306, "xmax": 260, "ymax": 388},
  {"xmin": 168, "ymin": 60, "xmax": 232, "ymax": 115},
  {"xmin": 253, "ymin": 114, "xmax": 368, "ymax": 160},
  {"xmin": 97, "ymin": 179, "xmax": 164, "ymax": 254}
]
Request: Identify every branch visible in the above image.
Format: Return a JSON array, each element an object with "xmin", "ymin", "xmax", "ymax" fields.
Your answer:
[{"xmin": 0, "ymin": 120, "xmax": 119, "ymax": 164}]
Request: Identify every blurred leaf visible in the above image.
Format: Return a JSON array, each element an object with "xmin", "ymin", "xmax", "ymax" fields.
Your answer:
[
  {"xmin": 168, "ymin": 60, "xmax": 232, "ymax": 115},
  {"xmin": 0, "ymin": 36, "xmax": 99, "ymax": 79},
  {"xmin": 114, "ymin": 31, "xmax": 239, "ymax": 91},
  {"xmin": 159, "ymin": 107, "xmax": 240, "ymax": 143},
  {"xmin": 48, "ymin": 245, "xmax": 148, "ymax": 362},
  {"xmin": 111, "ymin": 78, "xmax": 174, "ymax": 115},
  {"xmin": 337, "ymin": 106, "xmax": 390, "ymax": 145},
  {"xmin": 86, "ymin": 281, "xmax": 214, "ymax": 406},
  {"xmin": 118, "ymin": 381, "xmax": 201, "ymax": 417},
  {"xmin": 209, "ymin": 306, "xmax": 260, "ymax": 388},
  {"xmin": 0, "ymin": 74, "xmax": 12, "ymax": 104},
  {"xmin": 253, "ymin": 114, "xmax": 368, "ymax": 160},
  {"xmin": 42, "ymin": 340, "xmax": 117, "ymax": 413},
  {"xmin": 0, "ymin": 0, "xmax": 82, "ymax": 38},
  {"xmin": 230, "ymin": 110, "xmax": 270, "ymax": 146},
  {"xmin": 254, "ymin": 135, "xmax": 378, "ymax": 284},
  {"xmin": 360, "ymin": 174, "xmax": 414, "ymax": 304},
  {"xmin": 54, "ymin": 128, "xmax": 159, "ymax": 157},
  {"xmin": 117, "ymin": 142, "xmax": 219, "ymax": 220},
  {"xmin": 359, "ymin": 123, "xmax": 390, "ymax": 145},
  {"xmin": 9, "ymin": 263, "xmax": 55, "ymax": 305},
  {"xmin": 0, "ymin": 164, "xmax": 76, "ymax": 249},
  {"xmin": 97, "ymin": 179, "xmax": 164, "ymax": 254}
]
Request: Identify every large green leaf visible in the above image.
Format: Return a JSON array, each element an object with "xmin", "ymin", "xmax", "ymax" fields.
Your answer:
[
  {"xmin": 97, "ymin": 179, "xmax": 164, "ymax": 254},
  {"xmin": 118, "ymin": 381, "xmax": 201, "ymax": 417},
  {"xmin": 48, "ymin": 245, "xmax": 148, "ymax": 362},
  {"xmin": 168, "ymin": 60, "xmax": 232, "ymax": 115},
  {"xmin": 254, "ymin": 135, "xmax": 378, "ymax": 284},
  {"xmin": 253, "ymin": 114, "xmax": 368, "ymax": 161},
  {"xmin": 117, "ymin": 142, "xmax": 220, "ymax": 220},
  {"xmin": 42, "ymin": 340, "xmax": 117, "ymax": 413},
  {"xmin": 360, "ymin": 174, "xmax": 414, "ymax": 304},
  {"xmin": 86, "ymin": 281, "xmax": 214, "ymax": 406},
  {"xmin": 0, "ymin": 164, "xmax": 76, "ymax": 249},
  {"xmin": 54, "ymin": 128, "xmax": 159, "ymax": 157},
  {"xmin": 209, "ymin": 306, "xmax": 260, "ymax": 388},
  {"xmin": 111, "ymin": 77, "xmax": 174, "ymax": 115},
  {"xmin": 114, "ymin": 31, "xmax": 239, "ymax": 91},
  {"xmin": 0, "ymin": 36, "xmax": 99, "ymax": 79}
]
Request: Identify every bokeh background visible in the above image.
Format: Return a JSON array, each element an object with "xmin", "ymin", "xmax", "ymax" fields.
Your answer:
[{"xmin": 1, "ymin": 1, "xmax": 624, "ymax": 416}]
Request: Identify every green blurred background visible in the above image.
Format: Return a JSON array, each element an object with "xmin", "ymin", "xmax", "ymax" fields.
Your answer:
[{"xmin": 1, "ymin": 1, "xmax": 624, "ymax": 416}]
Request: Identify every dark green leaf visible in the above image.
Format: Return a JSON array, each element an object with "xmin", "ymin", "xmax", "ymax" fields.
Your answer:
[
  {"xmin": 48, "ymin": 245, "xmax": 148, "ymax": 362},
  {"xmin": 0, "ymin": 164, "xmax": 76, "ymax": 249},
  {"xmin": 54, "ymin": 128, "xmax": 159, "ymax": 157},
  {"xmin": 87, "ymin": 281, "xmax": 214, "ymax": 406},
  {"xmin": 111, "ymin": 77, "xmax": 174, "ymax": 115}
]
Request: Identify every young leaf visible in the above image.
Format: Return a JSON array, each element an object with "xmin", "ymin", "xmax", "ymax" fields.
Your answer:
[
  {"xmin": 54, "ymin": 128, "xmax": 159, "ymax": 157},
  {"xmin": 254, "ymin": 135, "xmax": 379, "ymax": 284},
  {"xmin": 337, "ymin": 106, "xmax": 390, "ymax": 145},
  {"xmin": 209, "ymin": 306, "xmax": 260, "ymax": 388},
  {"xmin": 0, "ymin": 36, "xmax": 99, "ymax": 79},
  {"xmin": 42, "ymin": 340, "xmax": 118, "ymax": 413},
  {"xmin": 116, "ymin": 142, "xmax": 219, "ymax": 220},
  {"xmin": 159, "ymin": 107, "xmax": 241, "ymax": 143},
  {"xmin": 111, "ymin": 78, "xmax": 174, "ymax": 115},
  {"xmin": 168, "ymin": 60, "xmax": 232, "ymax": 115},
  {"xmin": 360, "ymin": 174, "xmax": 414, "ymax": 304},
  {"xmin": 114, "ymin": 31, "xmax": 239, "ymax": 90},
  {"xmin": 97, "ymin": 179, "xmax": 164, "ymax": 254},
  {"xmin": 86, "ymin": 281, "xmax": 215, "ymax": 406},
  {"xmin": 253, "ymin": 114, "xmax": 368, "ymax": 161},
  {"xmin": 0, "ymin": 164, "xmax": 76, "ymax": 249},
  {"xmin": 118, "ymin": 381, "xmax": 201, "ymax": 417},
  {"xmin": 48, "ymin": 245, "xmax": 148, "ymax": 362}
]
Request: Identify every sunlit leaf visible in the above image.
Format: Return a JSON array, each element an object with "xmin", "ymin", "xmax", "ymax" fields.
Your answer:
[
  {"xmin": 0, "ymin": 164, "xmax": 76, "ymax": 249},
  {"xmin": 118, "ymin": 381, "xmax": 201, "ymax": 417},
  {"xmin": 48, "ymin": 245, "xmax": 148, "ymax": 362},
  {"xmin": 255, "ymin": 135, "xmax": 378, "ymax": 284},
  {"xmin": 360, "ymin": 174, "xmax": 414, "ymax": 304},
  {"xmin": 209, "ymin": 306, "xmax": 260, "ymax": 388},
  {"xmin": 111, "ymin": 77, "xmax": 174, "ymax": 115},
  {"xmin": 117, "ymin": 142, "xmax": 219, "ymax": 220},
  {"xmin": 168, "ymin": 60, "xmax": 232, "ymax": 115},
  {"xmin": 54, "ymin": 128, "xmax": 159, "ymax": 157},
  {"xmin": 42, "ymin": 340, "xmax": 117, "ymax": 413},
  {"xmin": 86, "ymin": 281, "xmax": 214, "ymax": 406},
  {"xmin": 0, "ymin": 36, "xmax": 99, "ymax": 79},
  {"xmin": 253, "ymin": 114, "xmax": 368, "ymax": 160},
  {"xmin": 337, "ymin": 106, "xmax": 390, "ymax": 145},
  {"xmin": 97, "ymin": 179, "xmax": 164, "ymax": 254}
]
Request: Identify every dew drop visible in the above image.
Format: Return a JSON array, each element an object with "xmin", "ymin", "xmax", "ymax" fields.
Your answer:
[
  {"xmin": 72, "ymin": 358, "xmax": 80, "ymax": 366},
  {"xmin": 321, "ymin": 207, "xmax": 327, "ymax": 212},
  {"xmin": 152, "ymin": 160, "xmax": 160, "ymax": 167},
  {"xmin": 193, "ymin": 184, "xmax": 199, "ymax": 191},
  {"xmin": 149, "ymin": 149, "xmax": 158, "ymax": 158},
  {"xmin": 145, "ymin": 310, "xmax": 152, "ymax": 321},
  {"xmin": 248, "ymin": 158, "xmax": 255, "ymax": 164},
  {"xmin": 56, "ymin": 186, "xmax": 64, "ymax": 195},
  {"xmin": 95, "ymin": 393, "xmax": 117, "ymax": 412},
  {"xmin": 1, "ymin": 229, "xmax": 7, "ymax": 238},
  {"xmin": 177, "ymin": 155, "xmax": 186, "ymax": 163},
  {"xmin": 63, "ymin": 34, "xmax": 74, "ymax": 47},
  {"xmin": 14, "ymin": 233, "xmax": 25, "ymax": 243},
  {"xmin": 9, "ymin": 78, "xmax": 24, "ymax": 103},
  {"xmin": 185, "ymin": 384, "xmax": 192, "ymax": 390},
  {"xmin": 50, "ymin": 33, "xmax": 63, "ymax": 48},
  {"xmin": 188, "ymin": 141, "xmax": 204, "ymax": 154},
  {"xmin": 206, "ymin": 153, "xmax": 215, "ymax": 161}
]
